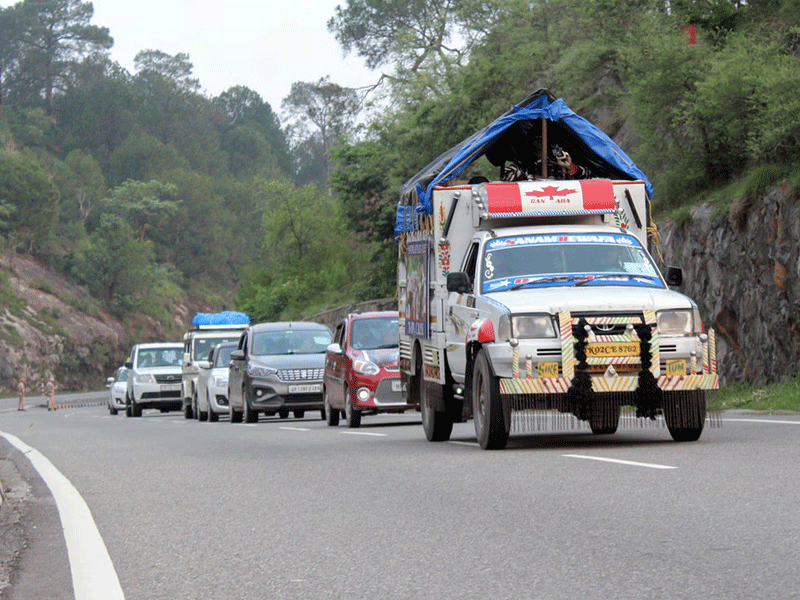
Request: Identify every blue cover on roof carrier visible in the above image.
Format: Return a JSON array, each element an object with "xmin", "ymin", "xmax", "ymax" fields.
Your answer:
[
  {"xmin": 192, "ymin": 311, "xmax": 250, "ymax": 327},
  {"xmin": 395, "ymin": 89, "xmax": 653, "ymax": 239}
]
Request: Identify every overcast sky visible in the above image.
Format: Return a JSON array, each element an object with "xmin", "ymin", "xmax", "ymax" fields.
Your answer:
[{"xmin": 1, "ymin": 0, "xmax": 376, "ymax": 113}]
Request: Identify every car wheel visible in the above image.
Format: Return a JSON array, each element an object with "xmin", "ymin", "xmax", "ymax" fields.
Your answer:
[
  {"xmin": 125, "ymin": 394, "xmax": 132, "ymax": 417},
  {"xmin": 278, "ymin": 409, "xmax": 289, "ymax": 419},
  {"xmin": 664, "ymin": 390, "xmax": 706, "ymax": 442},
  {"xmin": 207, "ymin": 392, "xmax": 219, "ymax": 422},
  {"xmin": 197, "ymin": 393, "xmax": 208, "ymax": 422},
  {"xmin": 109, "ymin": 405, "xmax": 118, "ymax": 416},
  {"xmin": 243, "ymin": 390, "xmax": 258, "ymax": 423},
  {"xmin": 293, "ymin": 410, "xmax": 305, "ymax": 419},
  {"xmin": 131, "ymin": 401, "xmax": 143, "ymax": 418},
  {"xmin": 324, "ymin": 388, "xmax": 339, "ymax": 426},
  {"xmin": 344, "ymin": 386, "xmax": 361, "ymax": 428},
  {"xmin": 472, "ymin": 349, "xmax": 509, "ymax": 450}
]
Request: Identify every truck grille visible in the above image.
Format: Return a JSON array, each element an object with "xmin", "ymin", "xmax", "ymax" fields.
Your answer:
[{"xmin": 277, "ymin": 368, "xmax": 324, "ymax": 382}]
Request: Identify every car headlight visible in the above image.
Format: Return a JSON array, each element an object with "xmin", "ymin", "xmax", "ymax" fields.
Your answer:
[
  {"xmin": 133, "ymin": 373, "xmax": 155, "ymax": 384},
  {"xmin": 353, "ymin": 359, "xmax": 380, "ymax": 376},
  {"xmin": 498, "ymin": 314, "xmax": 557, "ymax": 340},
  {"xmin": 247, "ymin": 363, "xmax": 277, "ymax": 377},
  {"xmin": 657, "ymin": 309, "xmax": 694, "ymax": 336}
]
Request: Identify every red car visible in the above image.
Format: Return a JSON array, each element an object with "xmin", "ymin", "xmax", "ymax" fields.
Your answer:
[{"xmin": 323, "ymin": 311, "xmax": 412, "ymax": 427}]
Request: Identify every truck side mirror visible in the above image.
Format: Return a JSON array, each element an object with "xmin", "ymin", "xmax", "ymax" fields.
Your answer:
[
  {"xmin": 447, "ymin": 272, "xmax": 473, "ymax": 294},
  {"xmin": 665, "ymin": 266, "xmax": 683, "ymax": 286},
  {"xmin": 183, "ymin": 352, "xmax": 191, "ymax": 364}
]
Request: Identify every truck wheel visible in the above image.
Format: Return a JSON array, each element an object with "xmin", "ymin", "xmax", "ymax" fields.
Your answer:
[
  {"xmin": 324, "ymin": 388, "xmax": 340, "ymax": 426},
  {"xmin": 589, "ymin": 402, "xmax": 620, "ymax": 435},
  {"xmin": 421, "ymin": 380, "xmax": 454, "ymax": 442},
  {"xmin": 345, "ymin": 386, "xmax": 361, "ymax": 428},
  {"xmin": 472, "ymin": 349, "xmax": 510, "ymax": 450},
  {"xmin": 664, "ymin": 390, "xmax": 706, "ymax": 442}
]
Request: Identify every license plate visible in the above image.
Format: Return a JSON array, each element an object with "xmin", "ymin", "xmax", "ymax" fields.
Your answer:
[
  {"xmin": 585, "ymin": 342, "xmax": 639, "ymax": 357},
  {"xmin": 391, "ymin": 380, "xmax": 406, "ymax": 392},
  {"xmin": 537, "ymin": 362, "xmax": 559, "ymax": 378},
  {"xmin": 289, "ymin": 384, "xmax": 322, "ymax": 394},
  {"xmin": 160, "ymin": 384, "xmax": 180, "ymax": 392}
]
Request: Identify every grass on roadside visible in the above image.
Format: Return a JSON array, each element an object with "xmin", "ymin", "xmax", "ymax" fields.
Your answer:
[{"xmin": 710, "ymin": 374, "xmax": 800, "ymax": 413}]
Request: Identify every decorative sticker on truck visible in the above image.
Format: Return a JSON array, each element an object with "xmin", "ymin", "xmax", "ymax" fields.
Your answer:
[
  {"xmin": 405, "ymin": 240, "xmax": 430, "ymax": 338},
  {"xmin": 484, "ymin": 179, "xmax": 616, "ymax": 217},
  {"xmin": 481, "ymin": 234, "xmax": 662, "ymax": 293}
]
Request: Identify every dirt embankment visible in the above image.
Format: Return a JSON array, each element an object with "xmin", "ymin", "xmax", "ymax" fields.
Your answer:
[{"xmin": 0, "ymin": 252, "xmax": 180, "ymax": 396}]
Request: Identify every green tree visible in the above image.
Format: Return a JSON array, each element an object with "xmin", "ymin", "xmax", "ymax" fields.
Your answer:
[
  {"xmin": 0, "ymin": 149, "xmax": 60, "ymax": 254},
  {"xmin": 14, "ymin": 0, "xmax": 113, "ymax": 112},
  {"xmin": 99, "ymin": 178, "xmax": 179, "ymax": 242},
  {"xmin": 134, "ymin": 49, "xmax": 200, "ymax": 93}
]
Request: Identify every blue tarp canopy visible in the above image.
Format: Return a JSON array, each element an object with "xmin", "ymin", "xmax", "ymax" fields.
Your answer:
[
  {"xmin": 192, "ymin": 311, "xmax": 250, "ymax": 327},
  {"xmin": 395, "ymin": 89, "xmax": 653, "ymax": 238}
]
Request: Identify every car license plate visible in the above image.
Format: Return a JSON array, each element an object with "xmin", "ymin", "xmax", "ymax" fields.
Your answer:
[
  {"xmin": 289, "ymin": 384, "xmax": 321, "ymax": 394},
  {"xmin": 160, "ymin": 384, "xmax": 180, "ymax": 392},
  {"xmin": 585, "ymin": 342, "xmax": 639, "ymax": 357},
  {"xmin": 391, "ymin": 380, "xmax": 405, "ymax": 392}
]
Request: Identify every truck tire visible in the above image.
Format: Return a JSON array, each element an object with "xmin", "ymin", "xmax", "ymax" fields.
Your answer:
[
  {"xmin": 324, "ymin": 388, "xmax": 339, "ymax": 426},
  {"xmin": 589, "ymin": 402, "xmax": 620, "ymax": 435},
  {"xmin": 664, "ymin": 390, "xmax": 706, "ymax": 442},
  {"xmin": 412, "ymin": 348, "xmax": 453, "ymax": 442},
  {"xmin": 472, "ymin": 349, "xmax": 510, "ymax": 450}
]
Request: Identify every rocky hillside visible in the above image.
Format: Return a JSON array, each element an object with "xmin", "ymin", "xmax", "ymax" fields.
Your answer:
[
  {"xmin": 656, "ymin": 183, "xmax": 800, "ymax": 386},
  {"xmin": 0, "ymin": 252, "xmax": 190, "ymax": 396}
]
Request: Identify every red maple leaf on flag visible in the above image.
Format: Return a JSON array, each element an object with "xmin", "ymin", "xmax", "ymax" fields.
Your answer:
[{"xmin": 525, "ymin": 186, "xmax": 577, "ymax": 199}]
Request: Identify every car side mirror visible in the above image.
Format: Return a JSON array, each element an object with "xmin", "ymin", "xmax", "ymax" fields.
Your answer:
[
  {"xmin": 230, "ymin": 349, "xmax": 245, "ymax": 361},
  {"xmin": 447, "ymin": 271, "xmax": 472, "ymax": 294},
  {"xmin": 197, "ymin": 360, "xmax": 211, "ymax": 369},
  {"xmin": 326, "ymin": 342, "xmax": 342, "ymax": 354},
  {"xmin": 124, "ymin": 361, "xmax": 132, "ymax": 369},
  {"xmin": 665, "ymin": 266, "xmax": 683, "ymax": 286},
  {"xmin": 106, "ymin": 376, "xmax": 114, "ymax": 387}
]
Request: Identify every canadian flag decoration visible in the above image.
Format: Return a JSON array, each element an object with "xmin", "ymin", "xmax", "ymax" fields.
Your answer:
[{"xmin": 485, "ymin": 179, "xmax": 616, "ymax": 216}]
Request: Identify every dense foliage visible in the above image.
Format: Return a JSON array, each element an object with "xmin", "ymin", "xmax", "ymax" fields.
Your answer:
[{"xmin": 1, "ymin": 0, "xmax": 799, "ymax": 326}]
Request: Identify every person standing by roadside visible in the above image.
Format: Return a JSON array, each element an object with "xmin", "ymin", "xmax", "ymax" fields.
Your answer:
[
  {"xmin": 17, "ymin": 377, "xmax": 26, "ymax": 411},
  {"xmin": 46, "ymin": 376, "xmax": 57, "ymax": 411}
]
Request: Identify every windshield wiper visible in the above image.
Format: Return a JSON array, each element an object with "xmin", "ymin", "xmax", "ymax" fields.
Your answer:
[
  {"xmin": 508, "ymin": 276, "xmax": 581, "ymax": 291},
  {"xmin": 572, "ymin": 274, "xmax": 656, "ymax": 287}
]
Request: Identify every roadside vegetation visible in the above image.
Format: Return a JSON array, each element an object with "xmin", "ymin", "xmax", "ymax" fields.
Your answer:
[{"xmin": 710, "ymin": 375, "xmax": 800, "ymax": 413}]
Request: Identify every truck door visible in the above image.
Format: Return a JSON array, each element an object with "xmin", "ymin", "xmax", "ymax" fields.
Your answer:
[{"xmin": 446, "ymin": 241, "xmax": 480, "ymax": 383}]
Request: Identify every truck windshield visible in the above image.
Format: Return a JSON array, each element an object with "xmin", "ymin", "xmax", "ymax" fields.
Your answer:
[{"xmin": 481, "ymin": 233, "xmax": 663, "ymax": 293}]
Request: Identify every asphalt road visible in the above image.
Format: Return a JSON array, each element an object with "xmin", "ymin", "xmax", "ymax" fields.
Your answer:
[{"xmin": 1, "ymin": 394, "xmax": 799, "ymax": 600}]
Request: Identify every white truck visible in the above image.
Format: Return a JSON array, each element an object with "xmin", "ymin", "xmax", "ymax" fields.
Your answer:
[
  {"xmin": 181, "ymin": 311, "xmax": 249, "ymax": 419},
  {"xmin": 396, "ymin": 90, "xmax": 719, "ymax": 449}
]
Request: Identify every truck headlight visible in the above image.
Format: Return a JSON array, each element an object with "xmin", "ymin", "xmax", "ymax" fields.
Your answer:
[
  {"xmin": 657, "ymin": 309, "xmax": 693, "ymax": 336},
  {"xmin": 498, "ymin": 314, "xmax": 557, "ymax": 340},
  {"xmin": 353, "ymin": 359, "xmax": 380, "ymax": 376}
]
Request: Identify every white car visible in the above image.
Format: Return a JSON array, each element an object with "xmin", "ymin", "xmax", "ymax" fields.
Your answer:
[
  {"xmin": 194, "ymin": 341, "xmax": 237, "ymax": 422},
  {"xmin": 125, "ymin": 342, "xmax": 183, "ymax": 417},
  {"xmin": 106, "ymin": 366, "xmax": 129, "ymax": 415}
]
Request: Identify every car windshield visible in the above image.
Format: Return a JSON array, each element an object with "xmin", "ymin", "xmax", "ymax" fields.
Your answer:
[
  {"xmin": 481, "ymin": 233, "xmax": 663, "ymax": 293},
  {"xmin": 193, "ymin": 335, "xmax": 241, "ymax": 360},
  {"xmin": 136, "ymin": 347, "xmax": 181, "ymax": 368},
  {"xmin": 350, "ymin": 317, "xmax": 399, "ymax": 350},
  {"xmin": 251, "ymin": 329, "xmax": 332, "ymax": 355},
  {"xmin": 214, "ymin": 345, "xmax": 235, "ymax": 367}
]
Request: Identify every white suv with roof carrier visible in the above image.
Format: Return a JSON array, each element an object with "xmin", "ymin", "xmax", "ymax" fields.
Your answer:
[{"xmin": 125, "ymin": 342, "xmax": 184, "ymax": 417}]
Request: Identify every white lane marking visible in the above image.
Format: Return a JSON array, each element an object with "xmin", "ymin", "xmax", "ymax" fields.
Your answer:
[
  {"xmin": 279, "ymin": 426, "xmax": 311, "ymax": 432},
  {"xmin": 723, "ymin": 418, "xmax": 800, "ymax": 425},
  {"xmin": 0, "ymin": 431, "xmax": 126, "ymax": 600},
  {"xmin": 340, "ymin": 431, "xmax": 387, "ymax": 437},
  {"xmin": 448, "ymin": 440, "xmax": 479, "ymax": 446},
  {"xmin": 563, "ymin": 454, "xmax": 677, "ymax": 470}
]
